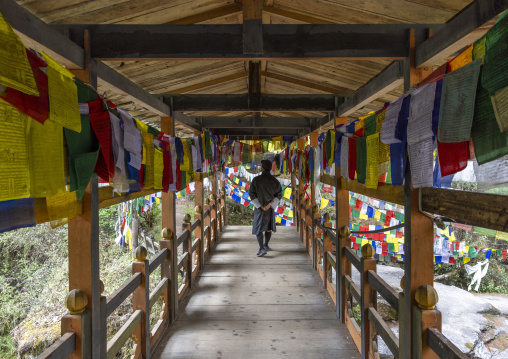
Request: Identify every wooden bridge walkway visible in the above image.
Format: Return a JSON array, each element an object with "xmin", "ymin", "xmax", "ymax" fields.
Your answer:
[{"xmin": 153, "ymin": 226, "xmax": 360, "ymax": 359}]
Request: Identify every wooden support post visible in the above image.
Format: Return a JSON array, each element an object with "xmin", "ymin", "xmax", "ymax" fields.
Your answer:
[
  {"xmin": 194, "ymin": 206, "xmax": 203, "ymax": 273},
  {"xmin": 68, "ymin": 32, "xmax": 100, "ymax": 356},
  {"xmin": 413, "ymin": 285, "xmax": 441, "ymax": 359},
  {"xmin": 309, "ymin": 131, "xmax": 319, "ymax": 265},
  {"xmin": 337, "ymin": 224, "xmax": 351, "ymax": 323},
  {"xmin": 323, "ymin": 214, "xmax": 333, "ymax": 290},
  {"xmin": 204, "ymin": 198, "xmax": 211, "ymax": 254},
  {"xmin": 312, "ymin": 203, "xmax": 320, "ymax": 270},
  {"xmin": 182, "ymin": 215, "xmax": 193, "ymax": 289},
  {"xmin": 62, "ymin": 289, "xmax": 92, "ymax": 359},
  {"xmin": 99, "ymin": 281, "xmax": 106, "ymax": 358},
  {"xmin": 291, "ymin": 172, "xmax": 297, "ymax": 233},
  {"xmin": 194, "ymin": 172, "xmax": 205, "ymax": 270},
  {"xmin": 160, "ymin": 116, "xmax": 177, "ymax": 324},
  {"xmin": 398, "ymin": 277, "xmax": 407, "ymax": 359},
  {"xmin": 305, "ymin": 198, "xmax": 312, "ymax": 256},
  {"xmin": 159, "ymin": 230, "xmax": 172, "ymax": 328},
  {"xmin": 211, "ymin": 173, "xmax": 218, "ymax": 243},
  {"xmin": 132, "ymin": 247, "xmax": 150, "ymax": 359},
  {"xmin": 68, "ymin": 177, "xmax": 100, "ymax": 357},
  {"xmin": 360, "ymin": 244, "xmax": 377, "ymax": 359},
  {"xmin": 403, "ymin": 28, "xmax": 434, "ymax": 359}
]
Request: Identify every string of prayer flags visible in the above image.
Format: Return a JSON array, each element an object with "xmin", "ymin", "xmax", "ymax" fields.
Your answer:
[
  {"xmin": 0, "ymin": 100, "xmax": 30, "ymax": 201},
  {"xmin": 0, "ymin": 12, "xmax": 39, "ymax": 96},
  {"xmin": 41, "ymin": 53, "xmax": 81, "ymax": 133}
]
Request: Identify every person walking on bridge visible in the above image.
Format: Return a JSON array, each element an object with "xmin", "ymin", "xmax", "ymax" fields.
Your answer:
[{"xmin": 248, "ymin": 159, "xmax": 283, "ymax": 257}]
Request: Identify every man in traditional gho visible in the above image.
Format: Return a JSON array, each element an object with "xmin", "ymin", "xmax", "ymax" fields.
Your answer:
[{"xmin": 248, "ymin": 160, "xmax": 282, "ymax": 257}]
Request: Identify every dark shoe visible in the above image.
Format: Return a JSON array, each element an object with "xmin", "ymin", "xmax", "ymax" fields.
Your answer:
[
  {"xmin": 257, "ymin": 249, "xmax": 267, "ymax": 257},
  {"xmin": 264, "ymin": 244, "xmax": 271, "ymax": 251}
]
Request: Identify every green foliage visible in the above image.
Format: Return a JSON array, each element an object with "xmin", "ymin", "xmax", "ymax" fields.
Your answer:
[{"xmin": 226, "ymin": 198, "xmax": 254, "ymax": 226}]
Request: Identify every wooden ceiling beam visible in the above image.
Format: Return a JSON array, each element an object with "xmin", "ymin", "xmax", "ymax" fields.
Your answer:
[
  {"xmin": 415, "ymin": 0, "xmax": 508, "ymax": 67},
  {"xmin": 60, "ymin": 24, "xmax": 444, "ymax": 60},
  {"xmin": 165, "ymin": 94, "xmax": 343, "ymax": 112},
  {"xmin": 200, "ymin": 116, "xmax": 314, "ymax": 128},
  {"xmin": 337, "ymin": 61, "xmax": 404, "ymax": 117},
  {"xmin": 261, "ymin": 71, "xmax": 352, "ymax": 94},
  {"xmin": 215, "ymin": 128, "xmax": 300, "ymax": 136},
  {"xmin": 166, "ymin": 71, "xmax": 248, "ymax": 94}
]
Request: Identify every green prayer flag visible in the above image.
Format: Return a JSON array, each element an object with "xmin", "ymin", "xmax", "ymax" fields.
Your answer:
[
  {"xmin": 364, "ymin": 114, "xmax": 377, "ymax": 136},
  {"xmin": 356, "ymin": 137, "xmax": 367, "ymax": 184},
  {"xmin": 469, "ymin": 246, "xmax": 478, "ymax": 258},
  {"xmin": 352, "ymin": 209, "xmax": 360, "ymax": 219},
  {"xmin": 205, "ymin": 132, "xmax": 212, "ymax": 159},
  {"xmin": 352, "ymin": 223, "xmax": 360, "ymax": 231},
  {"xmin": 472, "ymin": 70, "xmax": 508, "ymax": 164},
  {"xmin": 388, "ymin": 243, "xmax": 395, "ymax": 253},
  {"xmin": 75, "ymin": 78, "xmax": 98, "ymax": 103},
  {"xmin": 380, "ymin": 213, "xmax": 386, "ymax": 223},
  {"xmin": 349, "ymin": 197, "xmax": 356, "ymax": 206},
  {"xmin": 65, "ymin": 115, "xmax": 100, "ymax": 201},
  {"xmin": 473, "ymin": 226, "xmax": 497, "ymax": 236}
]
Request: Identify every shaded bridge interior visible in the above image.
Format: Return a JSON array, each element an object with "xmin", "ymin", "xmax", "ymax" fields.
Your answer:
[{"xmin": 153, "ymin": 226, "xmax": 359, "ymax": 359}]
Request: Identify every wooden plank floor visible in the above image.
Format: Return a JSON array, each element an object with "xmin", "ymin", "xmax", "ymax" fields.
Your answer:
[{"xmin": 153, "ymin": 226, "xmax": 361, "ymax": 359}]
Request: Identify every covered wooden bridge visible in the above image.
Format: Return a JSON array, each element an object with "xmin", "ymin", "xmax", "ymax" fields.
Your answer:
[{"xmin": 2, "ymin": 0, "xmax": 508, "ymax": 358}]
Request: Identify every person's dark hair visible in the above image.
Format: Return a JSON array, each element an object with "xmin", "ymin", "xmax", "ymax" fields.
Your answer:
[{"xmin": 261, "ymin": 160, "xmax": 272, "ymax": 171}]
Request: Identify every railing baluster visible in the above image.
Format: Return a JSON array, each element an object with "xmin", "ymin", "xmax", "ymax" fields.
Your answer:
[
  {"xmin": 339, "ymin": 226, "xmax": 352, "ymax": 325},
  {"xmin": 61, "ymin": 289, "xmax": 90, "ymax": 359},
  {"xmin": 323, "ymin": 214, "xmax": 333, "ymax": 291},
  {"xmin": 194, "ymin": 206, "xmax": 203, "ymax": 273},
  {"xmin": 160, "ymin": 228, "xmax": 173, "ymax": 325},
  {"xmin": 414, "ymin": 285, "xmax": 442, "ymax": 359},
  {"xmin": 132, "ymin": 246, "xmax": 150, "ymax": 358},
  {"xmin": 182, "ymin": 214, "xmax": 193, "ymax": 289},
  {"xmin": 360, "ymin": 244, "xmax": 377, "ymax": 359},
  {"xmin": 204, "ymin": 198, "xmax": 211, "ymax": 254},
  {"xmin": 210, "ymin": 194, "xmax": 217, "ymax": 245}
]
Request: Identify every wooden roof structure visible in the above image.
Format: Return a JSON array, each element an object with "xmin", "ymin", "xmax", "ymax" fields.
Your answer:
[{"xmin": 10, "ymin": 0, "xmax": 497, "ymax": 137}]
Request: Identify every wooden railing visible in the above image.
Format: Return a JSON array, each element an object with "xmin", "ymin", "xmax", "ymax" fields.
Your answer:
[
  {"xmin": 38, "ymin": 178, "xmax": 227, "ymax": 358},
  {"xmin": 293, "ymin": 178, "xmax": 472, "ymax": 359}
]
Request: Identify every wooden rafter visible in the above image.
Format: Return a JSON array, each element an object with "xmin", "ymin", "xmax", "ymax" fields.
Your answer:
[
  {"xmin": 261, "ymin": 71, "xmax": 352, "ymax": 94},
  {"xmin": 167, "ymin": 4, "xmax": 242, "ymax": 24},
  {"xmin": 166, "ymin": 71, "xmax": 248, "ymax": 94},
  {"xmin": 263, "ymin": 5, "xmax": 336, "ymax": 24}
]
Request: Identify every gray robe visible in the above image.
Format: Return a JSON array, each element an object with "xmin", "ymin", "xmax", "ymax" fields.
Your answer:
[{"xmin": 248, "ymin": 170, "xmax": 283, "ymax": 235}]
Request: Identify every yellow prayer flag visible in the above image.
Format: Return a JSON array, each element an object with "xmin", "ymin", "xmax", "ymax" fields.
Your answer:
[
  {"xmin": 143, "ymin": 132, "xmax": 154, "ymax": 188},
  {"xmin": 128, "ymin": 229, "xmax": 132, "ymax": 250},
  {"xmin": 0, "ymin": 13, "xmax": 38, "ymax": 96},
  {"xmin": 288, "ymin": 210, "xmax": 293, "ymax": 217},
  {"xmin": 42, "ymin": 53, "xmax": 81, "ymax": 133},
  {"xmin": 46, "ymin": 191, "xmax": 82, "ymax": 228},
  {"xmin": 0, "ymin": 100, "xmax": 30, "ymax": 201},
  {"xmin": 366, "ymin": 133, "xmax": 379, "ymax": 189},
  {"xmin": 276, "ymin": 216, "xmax": 282, "ymax": 224},
  {"xmin": 135, "ymin": 119, "xmax": 149, "ymax": 133},
  {"xmin": 449, "ymin": 45, "xmax": 473, "ymax": 71},
  {"xmin": 284, "ymin": 187, "xmax": 292, "ymax": 199},
  {"xmin": 154, "ymin": 148, "xmax": 163, "ymax": 190},
  {"xmin": 374, "ymin": 210, "xmax": 381, "ymax": 221},
  {"xmin": 463, "ymin": 257, "xmax": 471, "ymax": 264},
  {"xmin": 359, "ymin": 212, "xmax": 368, "ymax": 220},
  {"xmin": 361, "ymin": 238, "xmax": 368, "ymax": 246},
  {"xmin": 320, "ymin": 198, "xmax": 329, "ymax": 210},
  {"xmin": 29, "ymin": 119, "xmax": 66, "ymax": 197},
  {"xmin": 375, "ymin": 110, "xmax": 386, "ymax": 133}
]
